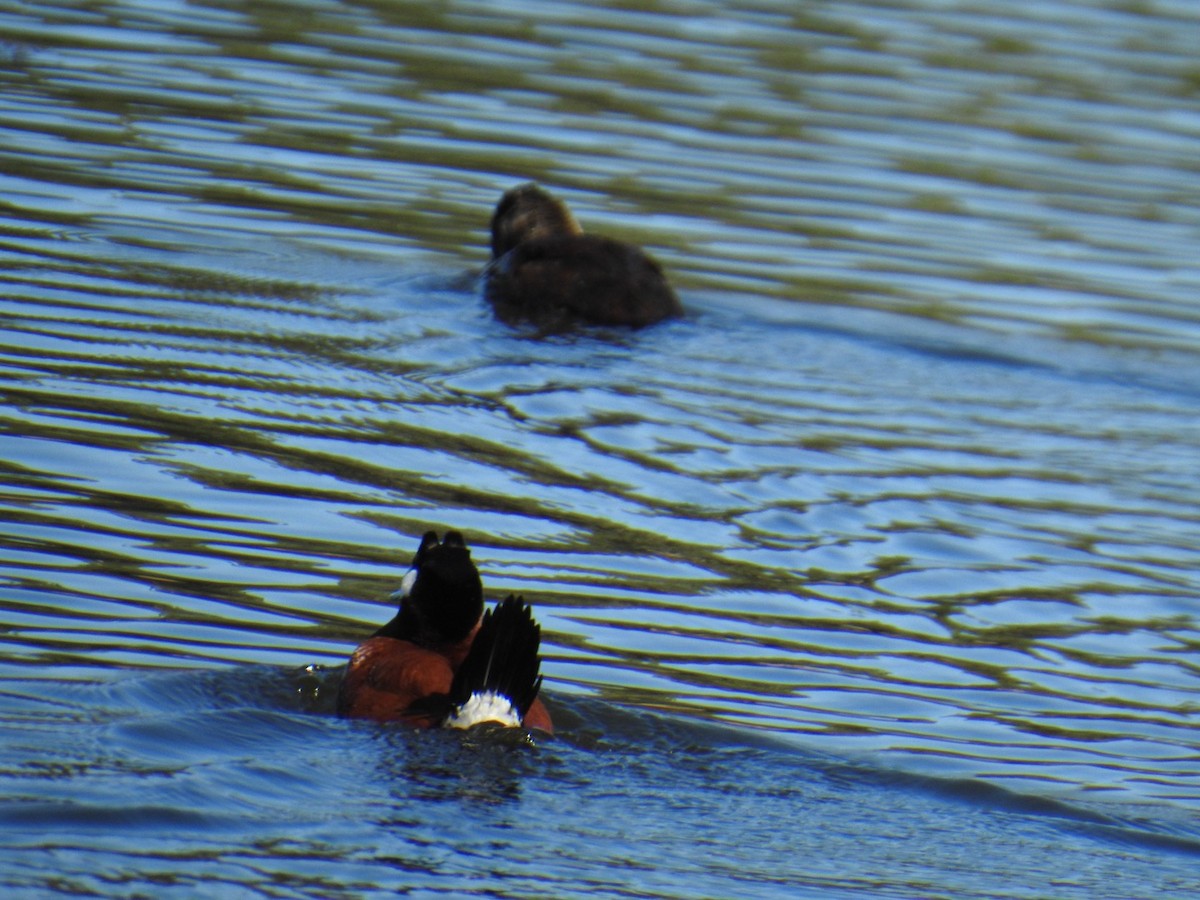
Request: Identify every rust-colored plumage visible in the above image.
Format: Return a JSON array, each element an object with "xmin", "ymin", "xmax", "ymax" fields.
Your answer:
[{"xmin": 337, "ymin": 531, "xmax": 552, "ymax": 734}]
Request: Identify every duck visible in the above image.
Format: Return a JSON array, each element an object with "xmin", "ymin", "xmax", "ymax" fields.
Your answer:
[
  {"xmin": 484, "ymin": 183, "xmax": 683, "ymax": 329},
  {"xmin": 336, "ymin": 530, "xmax": 553, "ymax": 734}
]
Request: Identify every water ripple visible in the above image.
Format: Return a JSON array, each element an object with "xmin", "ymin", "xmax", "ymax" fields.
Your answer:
[{"xmin": 1, "ymin": 1, "xmax": 1199, "ymax": 893}]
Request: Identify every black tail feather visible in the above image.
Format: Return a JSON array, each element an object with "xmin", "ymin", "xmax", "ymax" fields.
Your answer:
[{"xmin": 449, "ymin": 595, "xmax": 543, "ymax": 721}]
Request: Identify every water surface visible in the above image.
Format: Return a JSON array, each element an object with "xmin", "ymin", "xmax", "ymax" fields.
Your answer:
[{"xmin": 1, "ymin": 0, "xmax": 1199, "ymax": 896}]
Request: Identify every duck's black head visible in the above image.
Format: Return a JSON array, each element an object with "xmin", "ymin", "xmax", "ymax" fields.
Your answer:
[
  {"xmin": 375, "ymin": 531, "xmax": 484, "ymax": 646},
  {"xmin": 490, "ymin": 182, "xmax": 582, "ymax": 259}
]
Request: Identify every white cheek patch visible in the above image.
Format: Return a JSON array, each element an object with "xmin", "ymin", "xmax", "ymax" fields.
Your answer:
[
  {"xmin": 398, "ymin": 571, "xmax": 417, "ymax": 600},
  {"xmin": 390, "ymin": 567, "xmax": 418, "ymax": 604}
]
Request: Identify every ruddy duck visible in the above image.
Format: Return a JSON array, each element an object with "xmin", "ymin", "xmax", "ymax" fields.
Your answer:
[
  {"xmin": 337, "ymin": 530, "xmax": 552, "ymax": 733},
  {"xmin": 484, "ymin": 183, "xmax": 683, "ymax": 329}
]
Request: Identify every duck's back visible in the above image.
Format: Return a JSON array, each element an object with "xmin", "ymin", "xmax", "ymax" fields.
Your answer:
[
  {"xmin": 336, "ymin": 636, "xmax": 455, "ymax": 725},
  {"xmin": 486, "ymin": 233, "xmax": 682, "ymax": 328}
]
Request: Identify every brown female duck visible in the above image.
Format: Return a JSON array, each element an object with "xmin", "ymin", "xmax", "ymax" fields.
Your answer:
[{"xmin": 484, "ymin": 183, "xmax": 682, "ymax": 329}]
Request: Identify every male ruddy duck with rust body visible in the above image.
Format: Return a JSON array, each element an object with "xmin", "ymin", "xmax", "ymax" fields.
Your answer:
[{"xmin": 337, "ymin": 531, "xmax": 552, "ymax": 734}]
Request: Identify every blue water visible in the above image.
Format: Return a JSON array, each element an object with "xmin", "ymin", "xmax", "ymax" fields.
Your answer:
[
  {"xmin": 3, "ymin": 663, "xmax": 1198, "ymax": 898},
  {"xmin": 2, "ymin": 0, "xmax": 1200, "ymax": 895}
]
